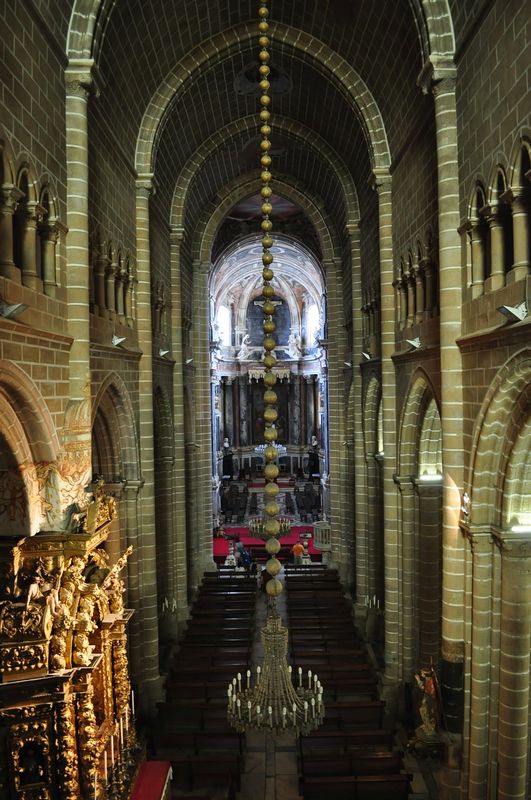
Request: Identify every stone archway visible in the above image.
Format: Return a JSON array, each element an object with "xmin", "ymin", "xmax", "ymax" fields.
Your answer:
[{"xmin": 398, "ymin": 371, "xmax": 442, "ymax": 679}]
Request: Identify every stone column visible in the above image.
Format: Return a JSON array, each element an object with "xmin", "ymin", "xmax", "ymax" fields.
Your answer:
[
  {"xmin": 133, "ymin": 173, "xmax": 162, "ymax": 711},
  {"xmin": 116, "ymin": 261, "xmax": 127, "ymax": 324},
  {"xmin": 414, "ymin": 259, "xmax": 425, "ymax": 323},
  {"xmin": 419, "ymin": 62, "xmax": 466, "ymax": 734},
  {"xmin": 507, "ymin": 191, "xmax": 530, "ymax": 282},
  {"xmin": 374, "ymin": 170, "xmax": 400, "ymax": 704},
  {"xmin": 40, "ymin": 219, "xmax": 61, "ymax": 297},
  {"xmin": 422, "ymin": 257, "xmax": 434, "ymax": 318},
  {"xmin": 21, "ymin": 201, "xmax": 45, "ymax": 290},
  {"xmin": 191, "ymin": 261, "xmax": 215, "ymax": 582},
  {"xmin": 63, "ymin": 65, "xmax": 96, "ymax": 519},
  {"xmin": 105, "ymin": 256, "xmax": 116, "ymax": 320},
  {"xmin": 399, "ymin": 276, "xmax": 408, "ymax": 329},
  {"xmin": 469, "ymin": 225, "xmax": 485, "ymax": 298},
  {"xmin": 225, "ymin": 377, "xmax": 234, "ymax": 444},
  {"xmin": 485, "ymin": 206, "xmax": 506, "ymax": 291},
  {"xmin": 93, "ymin": 244, "xmax": 109, "ymax": 316},
  {"xmin": 495, "ymin": 532, "xmax": 531, "ymax": 800},
  {"xmin": 239, "ymin": 376, "xmax": 248, "ymax": 446},
  {"xmin": 291, "ymin": 373, "xmax": 301, "ymax": 446},
  {"xmin": 465, "ymin": 528, "xmax": 494, "ymax": 800},
  {"xmin": 406, "ymin": 270, "xmax": 416, "ymax": 326},
  {"xmin": 0, "ymin": 186, "xmax": 23, "ymax": 281},
  {"xmin": 396, "ymin": 475, "xmax": 417, "ymax": 681}
]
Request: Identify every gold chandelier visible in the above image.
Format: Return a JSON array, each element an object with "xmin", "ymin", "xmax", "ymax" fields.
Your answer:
[{"xmin": 227, "ymin": 1, "xmax": 324, "ymax": 738}]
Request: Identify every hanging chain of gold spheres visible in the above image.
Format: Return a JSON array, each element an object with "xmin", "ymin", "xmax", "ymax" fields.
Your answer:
[{"xmin": 258, "ymin": 1, "xmax": 284, "ymax": 600}]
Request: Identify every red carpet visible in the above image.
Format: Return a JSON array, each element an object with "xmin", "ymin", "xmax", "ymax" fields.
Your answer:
[{"xmin": 213, "ymin": 524, "xmax": 317, "ymax": 557}]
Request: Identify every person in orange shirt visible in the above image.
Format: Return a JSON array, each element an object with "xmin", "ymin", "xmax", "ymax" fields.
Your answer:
[{"xmin": 291, "ymin": 540, "xmax": 305, "ymax": 565}]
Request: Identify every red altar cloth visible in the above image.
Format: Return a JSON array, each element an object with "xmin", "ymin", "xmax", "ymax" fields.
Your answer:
[{"xmin": 130, "ymin": 761, "xmax": 172, "ymax": 800}]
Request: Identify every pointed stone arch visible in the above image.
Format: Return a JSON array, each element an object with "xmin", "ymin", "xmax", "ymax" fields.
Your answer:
[
  {"xmin": 468, "ymin": 348, "xmax": 531, "ymax": 528},
  {"xmin": 92, "ymin": 372, "xmax": 140, "ymax": 483}
]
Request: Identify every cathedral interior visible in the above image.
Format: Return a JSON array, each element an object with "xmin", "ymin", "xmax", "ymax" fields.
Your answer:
[{"xmin": 0, "ymin": 1, "xmax": 530, "ymax": 799}]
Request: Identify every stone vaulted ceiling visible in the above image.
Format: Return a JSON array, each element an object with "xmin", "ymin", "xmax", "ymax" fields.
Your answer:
[{"xmin": 85, "ymin": 0, "xmax": 430, "ymax": 248}]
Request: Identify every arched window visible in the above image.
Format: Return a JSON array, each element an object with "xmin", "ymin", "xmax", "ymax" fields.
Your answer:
[
  {"xmin": 496, "ymin": 171, "xmax": 513, "ymax": 275},
  {"xmin": 217, "ymin": 305, "xmax": 231, "ymax": 346}
]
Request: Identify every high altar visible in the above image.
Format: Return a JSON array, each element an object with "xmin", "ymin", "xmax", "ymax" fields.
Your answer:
[{"xmin": 0, "ymin": 483, "xmax": 136, "ymax": 800}]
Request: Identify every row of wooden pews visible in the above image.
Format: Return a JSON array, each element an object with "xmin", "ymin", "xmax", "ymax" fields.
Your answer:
[
  {"xmin": 153, "ymin": 572, "xmax": 257, "ymax": 797},
  {"xmin": 285, "ymin": 564, "xmax": 412, "ymax": 800}
]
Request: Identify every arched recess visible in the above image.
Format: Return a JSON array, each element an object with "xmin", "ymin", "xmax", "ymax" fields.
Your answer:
[
  {"xmin": 399, "ymin": 371, "xmax": 442, "ymax": 677},
  {"xmin": 465, "ymin": 349, "xmax": 531, "ymax": 797},
  {"xmin": 362, "ymin": 375, "xmax": 384, "ymax": 607},
  {"xmin": 0, "ymin": 361, "xmax": 60, "ymax": 535},
  {"xmin": 468, "ymin": 349, "xmax": 531, "ymax": 527},
  {"xmin": 152, "ymin": 385, "xmax": 177, "ymax": 626},
  {"xmin": 92, "ymin": 373, "xmax": 140, "ymax": 564}
]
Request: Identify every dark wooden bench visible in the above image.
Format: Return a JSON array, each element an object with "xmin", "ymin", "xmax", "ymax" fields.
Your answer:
[
  {"xmin": 167, "ymin": 753, "xmax": 241, "ymax": 792},
  {"xmin": 319, "ymin": 701, "xmax": 386, "ymax": 729},
  {"xmin": 155, "ymin": 729, "xmax": 244, "ymax": 755},
  {"xmin": 164, "ymin": 679, "xmax": 237, "ymax": 702},
  {"xmin": 300, "ymin": 773, "xmax": 411, "ymax": 799},
  {"xmin": 300, "ymin": 729, "xmax": 393, "ymax": 754},
  {"xmin": 298, "ymin": 749, "xmax": 403, "ymax": 779}
]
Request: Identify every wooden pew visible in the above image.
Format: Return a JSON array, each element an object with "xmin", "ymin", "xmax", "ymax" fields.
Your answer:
[
  {"xmin": 298, "ymin": 749, "xmax": 403, "ymax": 779},
  {"xmin": 300, "ymin": 773, "xmax": 411, "ymax": 799},
  {"xmin": 299, "ymin": 728, "xmax": 393, "ymax": 754},
  {"xmin": 166, "ymin": 753, "xmax": 242, "ymax": 792}
]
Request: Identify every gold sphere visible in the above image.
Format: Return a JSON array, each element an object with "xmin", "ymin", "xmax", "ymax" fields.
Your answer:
[
  {"xmin": 259, "ymin": 36, "xmax": 269, "ymax": 47},
  {"xmin": 264, "ymin": 481, "xmax": 279, "ymax": 498},
  {"xmin": 261, "ymin": 124, "xmax": 271, "ymax": 136},
  {"xmin": 263, "ymin": 407, "xmax": 278, "ymax": 424},
  {"xmin": 262, "ymin": 202, "xmax": 273, "ymax": 215},
  {"xmin": 265, "ymin": 445, "xmax": 278, "ymax": 460},
  {"xmin": 265, "ymin": 500, "xmax": 280, "ymax": 516},
  {"xmin": 263, "ymin": 335, "xmax": 276, "ymax": 351},
  {"xmin": 259, "ymin": 50, "xmax": 270, "ymax": 63},
  {"xmin": 261, "ymin": 154, "xmax": 272, "ymax": 168},
  {"xmin": 261, "ymin": 170, "xmax": 272, "ymax": 183},
  {"xmin": 263, "ymin": 320, "xmax": 276, "ymax": 335},
  {"xmin": 262, "ymin": 300, "xmax": 275, "ymax": 314},
  {"xmin": 264, "ymin": 427, "xmax": 277, "ymax": 442},
  {"xmin": 264, "ymin": 388, "xmax": 277, "ymax": 404},
  {"xmin": 263, "ymin": 371, "xmax": 277, "ymax": 386},
  {"xmin": 259, "ymin": 64, "xmax": 270, "ymax": 76},
  {"xmin": 266, "ymin": 578, "xmax": 283, "ymax": 597},
  {"xmin": 262, "ymin": 284, "xmax": 274, "ymax": 299},
  {"xmin": 261, "ymin": 219, "xmax": 272, "ymax": 232},
  {"xmin": 264, "ymin": 462, "xmax": 279, "ymax": 480},
  {"xmin": 261, "ymin": 139, "xmax": 271, "ymax": 150},
  {"xmin": 258, "ymin": 6, "xmax": 269, "ymax": 18},
  {"xmin": 265, "ymin": 533, "xmax": 281, "ymax": 551},
  {"xmin": 262, "ymin": 235, "xmax": 273, "ymax": 248},
  {"xmin": 263, "ymin": 352, "xmax": 276, "ymax": 368},
  {"xmin": 262, "ymin": 267, "xmax": 274, "ymax": 281},
  {"xmin": 260, "ymin": 94, "xmax": 271, "ymax": 107},
  {"xmin": 258, "ymin": 20, "xmax": 269, "ymax": 32},
  {"xmin": 261, "ymin": 180, "xmax": 272, "ymax": 194},
  {"xmin": 259, "ymin": 79, "xmax": 270, "ymax": 92},
  {"xmin": 265, "ymin": 557, "xmax": 282, "ymax": 576},
  {"xmin": 262, "ymin": 252, "xmax": 273, "ymax": 266},
  {"xmin": 259, "ymin": 109, "xmax": 270, "ymax": 122}
]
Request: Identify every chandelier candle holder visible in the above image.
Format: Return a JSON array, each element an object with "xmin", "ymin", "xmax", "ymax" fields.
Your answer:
[
  {"xmin": 248, "ymin": 516, "xmax": 291, "ymax": 540},
  {"xmin": 227, "ymin": 1, "xmax": 324, "ymax": 738}
]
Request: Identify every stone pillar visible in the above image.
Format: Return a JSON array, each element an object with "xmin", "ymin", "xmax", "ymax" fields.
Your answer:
[
  {"xmin": 291, "ymin": 373, "xmax": 301, "ymax": 446},
  {"xmin": 374, "ymin": 170, "xmax": 400, "ymax": 705},
  {"xmin": 134, "ymin": 173, "xmax": 162, "ymax": 711},
  {"xmin": 0, "ymin": 185, "xmax": 23, "ymax": 281},
  {"xmin": 93, "ymin": 244, "xmax": 109, "ymax": 316},
  {"xmin": 422, "ymin": 258, "xmax": 434, "ymax": 318},
  {"xmin": 419, "ymin": 62, "xmax": 466, "ymax": 734},
  {"xmin": 507, "ymin": 192, "xmax": 530, "ymax": 282},
  {"xmin": 40, "ymin": 219, "xmax": 61, "ymax": 297},
  {"xmin": 495, "ymin": 532, "xmax": 531, "ymax": 800},
  {"xmin": 105, "ymin": 256, "xmax": 116, "ymax": 320},
  {"xmin": 465, "ymin": 528, "xmax": 494, "ymax": 800},
  {"xmin": 239, "ymin": 377, "xmax": 248, "ymax": 446},
  {"xmin": 485, "ymin": 206, "xmax": 506, "ymax": 291},
  {"xmin": 21, "ymin": 201, "xmax": 45, "ymax": 290},
  {"xmin": 396, "ymin": 475, "xmax": 417, "ymax": 682},
  {"xmin": 399, "ymin": 276, "xmax": 408, "ymax": 329},
  {"xmin": 406, "ymin": 270, "xmax": 415, "ymax": 326},
  {"xmin": 116, "ymin": 261, "xmax": 127, "ymax": 324},
  {"xmin": 414, "ymin": 259, "xmax": 425, "ymax": 323},
  {"xmin": 191, "ymin": 262, "xmax": 215, "ymax": 583},
  {"xmin": 469, "ymin": 225, "xmax": 485, "ymax": 298},
  {"xmin": 306, "ymin": 376, "xmax": 315, "ymax": 443},
  {"xmin": 225, "ymin": 377, "xmax": 234, "ymax": 444}
]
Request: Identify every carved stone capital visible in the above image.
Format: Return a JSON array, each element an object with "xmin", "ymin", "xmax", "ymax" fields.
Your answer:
[
  {"xmin": 493, "ymin": 531, "xmax": 531, "ymax": 558},
  {"xmin": 417, "ymin": 56, "xmax": 456, "ymax": 95}
]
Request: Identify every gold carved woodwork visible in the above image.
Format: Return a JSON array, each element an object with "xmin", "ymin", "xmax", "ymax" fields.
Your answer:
[{"xmin": 0, "ymin": 485, "xmax": 135, "ymax": 799}]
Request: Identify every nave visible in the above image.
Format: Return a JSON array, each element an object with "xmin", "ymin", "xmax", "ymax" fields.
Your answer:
[{"xmin": 148, "ymin": 564, "xmax": 439, "ymax": 800}]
